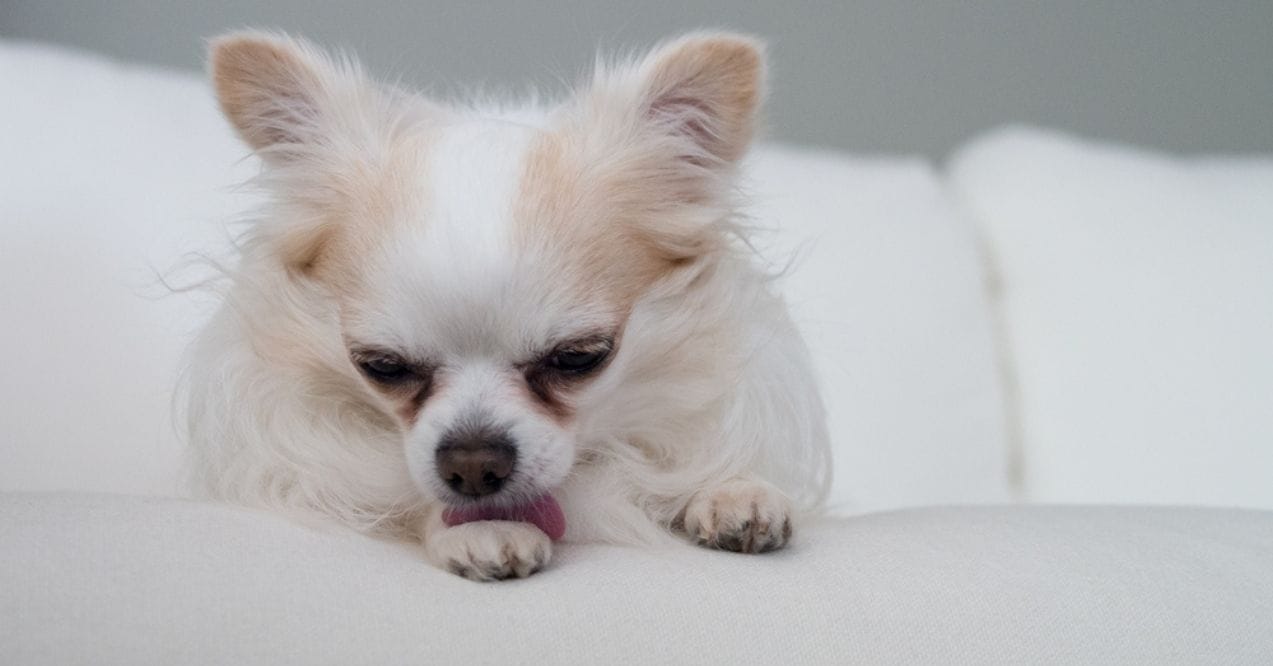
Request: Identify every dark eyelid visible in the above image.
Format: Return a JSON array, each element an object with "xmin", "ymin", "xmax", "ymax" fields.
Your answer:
[
  {"xmin": 348, "ymin": 347, "xmax": 433, "ymax": 378},
  {"xmin": 547, "ymin": 334, "xmax": 615, "ymax": 372},
  {"xmin": 514, "ymin": 332, "xmax": 616, "ymax": 372},
  {"xmin": 541, "ymin": 337, "xmax": 613, "ymax": 369},
  {"xmin": 557, "ymin": 331, "xmax": 616, "ymax": 351},
  {"xmin": 553, "ymin": 333, "xmax": 615, "ymax": 354},
  {"xmin": 349, "ymin": 345, "xmax": 427, "ymax": 363},
  {"xmin": 348, "ymin": 345, "xmax": 388, "ymax": 361},
  {"xmin": 351, "ymin": 350, "xmax": 400, "ymax": 370}
]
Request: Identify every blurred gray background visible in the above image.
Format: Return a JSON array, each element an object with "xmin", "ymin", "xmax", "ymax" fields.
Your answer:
[{"xmin": 3, "ymin": 1, "xmax": 1270, "ymax": 157}]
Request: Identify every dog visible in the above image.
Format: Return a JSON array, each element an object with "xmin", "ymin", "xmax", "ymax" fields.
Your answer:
[{"xmin": 186, "ymin": 30, "xmax": 831, "ymax": 580}]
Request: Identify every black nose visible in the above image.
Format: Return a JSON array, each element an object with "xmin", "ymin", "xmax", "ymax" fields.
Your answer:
[{"xmin": 435, "ymin": 428, "xmax": 516, "ymax": 497}]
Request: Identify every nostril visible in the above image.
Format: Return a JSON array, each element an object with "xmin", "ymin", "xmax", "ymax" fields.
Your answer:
[{"xmin": 483, "ymin": 456, "xmax": 513, "ymax": 481}]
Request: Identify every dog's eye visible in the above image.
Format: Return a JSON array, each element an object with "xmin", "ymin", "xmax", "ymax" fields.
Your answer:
[
  {"xmin": 547, "ymin": 344, "xmax": 611, "ymax": 374},
  {"xmin": 358, "ymin": 355, "xmax": 412, "ymax": 383}
]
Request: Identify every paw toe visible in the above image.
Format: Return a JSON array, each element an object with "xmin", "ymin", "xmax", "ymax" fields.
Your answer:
[
  {"xmin": 684, "ymin": 480, "xmax": 794, "ymax": 554},
  {"xmin": 430, "ymin": 521, "xmax": 553, "ymax": 581}
]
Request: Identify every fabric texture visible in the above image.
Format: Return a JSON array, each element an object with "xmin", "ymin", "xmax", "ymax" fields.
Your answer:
[
  {"xmin": 0, "ymin": 39, "xmax": 1012, "ymax": 510},
  {"xmin": 2, "ymin": 493, "xmax": 1271, "ymax": 665},
  {"xmin": 950, "ymin": 127, "xmax": 1273, "ymax": 509}
]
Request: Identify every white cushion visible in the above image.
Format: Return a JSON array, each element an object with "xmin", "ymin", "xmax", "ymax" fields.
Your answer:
[
  {"xmin": 950, "ymin": 127, "xmax": 1273, "ymax": 509},
  {"xmin": 0, "ymin": 41, "xmax": 255, "ymax": 496},
  {"xmin": 747, "ymin": 148, "xmax": 1011, "ymax": 511},
  {"xmin": 0, "ymin": 40, "xmax": 1012, "ymax": 510},
  {"xmin": 3, "ymin": 493, "xmax": 1270, "ymax": 663}
]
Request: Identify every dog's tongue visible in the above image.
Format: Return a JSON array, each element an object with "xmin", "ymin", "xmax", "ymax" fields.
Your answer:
[{"xmin": 441, "ymin": 494, "xmax": 566, "ymax": 541}]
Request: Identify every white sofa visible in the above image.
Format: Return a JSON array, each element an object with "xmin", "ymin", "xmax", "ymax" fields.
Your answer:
[{"xmin": 2, "ymin": 40, "xmax": 1271, "ymax": 664}]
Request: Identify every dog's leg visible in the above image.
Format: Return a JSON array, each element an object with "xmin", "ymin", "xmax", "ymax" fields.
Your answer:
[
  {"xmin": 419, "ymin": 505, "xmax": 552, "ymax": 581},
  {"xmin": 680, "ymin": 476, "xmax": 793, "ymax": 554}
]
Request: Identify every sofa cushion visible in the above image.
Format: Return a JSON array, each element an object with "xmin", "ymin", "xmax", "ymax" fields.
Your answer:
[
  {"xmin": 748, "ymin": 148, "xmax": 1011, "ymax": 511},
  {"xmin": 0, "ymin": 41, "xmax": 253, "ymax": 496},
  {"xmin": 2, "ymin": 493, "xmax": 1270, "ymax": 664},
  {"xmin": 950, "ymin": 127, "xmax": 1273, "ymax": 509},
  {"xmin": 0, "ymin": 40, "xmax": 1012, "ymax": 510}
]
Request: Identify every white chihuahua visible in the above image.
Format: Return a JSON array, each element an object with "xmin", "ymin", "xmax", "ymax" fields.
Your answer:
[{"xmin": 186, "ymin": 30, "xmax": 830, "ymax": 580}]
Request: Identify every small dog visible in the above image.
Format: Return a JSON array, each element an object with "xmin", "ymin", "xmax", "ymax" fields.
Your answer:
[{"xmin": 187, "ymin": 30, "xmax": 830, "ymax": 580}]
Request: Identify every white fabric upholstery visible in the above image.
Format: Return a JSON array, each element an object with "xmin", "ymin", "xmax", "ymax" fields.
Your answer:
[
  {"xmin": 0, "ymin": 41, "xmax": 255, "ymax": 496},
  {"xmin": 950, "ymin": 127, "xmax": 1273, "ymax": 509},
  {"xmin": 0, "ymin": 40, "xmax": 1012, "ymax": 511},
  {"xmin": 2, "ymin": 493, "xmax": 1270, "ymax": 664},
  {"xmin": 748, "ymin": 148, "xmax": 1011, "ymax": 511}
]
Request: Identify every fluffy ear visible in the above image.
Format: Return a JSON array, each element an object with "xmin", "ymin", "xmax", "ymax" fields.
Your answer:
[
  {"xmin": 622, "ymin": 32, "xmax": 766, "ymax": 165},
  {"xmin": 209, "ymin": 31, "xmax": 375, "ymax": 162},
  {"xmin": 210, "ymin": 32, "xmax": 422, "ymax": 275}
]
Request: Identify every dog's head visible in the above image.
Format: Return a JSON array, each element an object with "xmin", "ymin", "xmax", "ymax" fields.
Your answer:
[{"xmin": 209, "ymin": 32, "xmax": 764, "ymax": 514}]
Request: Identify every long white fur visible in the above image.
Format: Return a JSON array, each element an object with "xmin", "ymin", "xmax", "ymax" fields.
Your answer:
[{"xmin": 185, "ymin": 31, "xmax": 832, "ymax": 556}]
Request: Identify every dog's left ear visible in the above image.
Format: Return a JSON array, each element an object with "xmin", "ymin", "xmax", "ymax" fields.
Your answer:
[
  {"xmin": 631, "ymin": 32, "xmax": 765, "ymax": 165},
  {"xmin": 584, "ymin": 32, "xmax": 766, "ymax": 169},
  {"xmin": 541, "ymin": 33, "xmax": 763, "ymax": 265}
]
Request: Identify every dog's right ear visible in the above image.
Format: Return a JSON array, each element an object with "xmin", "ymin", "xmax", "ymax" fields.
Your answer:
[
  {"xmin": 209, "ymin": 31, "xmax": 383, "ymax": 164},
  {"xmin": 210, "ymin": 32, "xmax": 426, "ymax": 275}
]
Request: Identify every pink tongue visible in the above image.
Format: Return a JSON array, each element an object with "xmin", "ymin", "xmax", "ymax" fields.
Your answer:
[{"xmin": 441, "ymin": 494, "xmax": 566, "ymax": 541}]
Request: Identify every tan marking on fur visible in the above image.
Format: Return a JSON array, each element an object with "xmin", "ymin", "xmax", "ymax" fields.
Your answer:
[
  {"xmin": 392, "ymin": 378, "xmax": 433, "ymax": 426},
  {"xmin": 515, "ymin": 372, "xmax": 577, "ymax": 426},
  {"xmin": 513, "ymin": 128, "xmax": 701, "ymax": 310},
  {"xmin": 265, "ymin": 123, "xmax": 431, "ymax": 282},
  {"xmin": 516, "ymin": 357, "xmax": 611, "ymax": 427},
  {"xmin": 360, "ymin": 360, "xmax": 440, "ymax": 428},
  {"xmin": 515, "ymin": 130, "xmax": 661, "ymax": 304}
]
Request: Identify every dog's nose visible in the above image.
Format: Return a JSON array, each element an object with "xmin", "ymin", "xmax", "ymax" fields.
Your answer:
[{"xmin": 435, "ymin": 430, "xmax": 516, "ymax": 497}]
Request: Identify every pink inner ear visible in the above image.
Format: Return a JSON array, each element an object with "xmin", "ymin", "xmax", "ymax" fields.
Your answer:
[
  {"xmin": 213, "ymin": 35, "xmax": 324, "ymax": 153},
  {"xmin": 623, "ymin": 35, "xmax": 764, "ymax": 165},
  {"xmin": 647, "ymin": 93, "xmax": 724, "ymax": 166}
]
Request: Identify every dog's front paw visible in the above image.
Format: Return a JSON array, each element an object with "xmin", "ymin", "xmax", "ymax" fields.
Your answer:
[
  {"xmin": 682, "ymin": 478, "xmax": 793, "ymax": 554},
  {"xmin": 426, "ymin": 521, "xmax": 551, "ymax": 581}
]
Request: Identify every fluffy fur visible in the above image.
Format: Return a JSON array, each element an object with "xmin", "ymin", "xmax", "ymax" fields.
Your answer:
[{"xmin": 185, "ymin": 30, "xmax": 831, "ymax": 580}]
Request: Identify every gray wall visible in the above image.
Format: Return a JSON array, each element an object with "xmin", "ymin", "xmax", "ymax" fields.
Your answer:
[{"xmin": 3, "ymin": 1, "xmax": 1271, "ymax": 157}]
